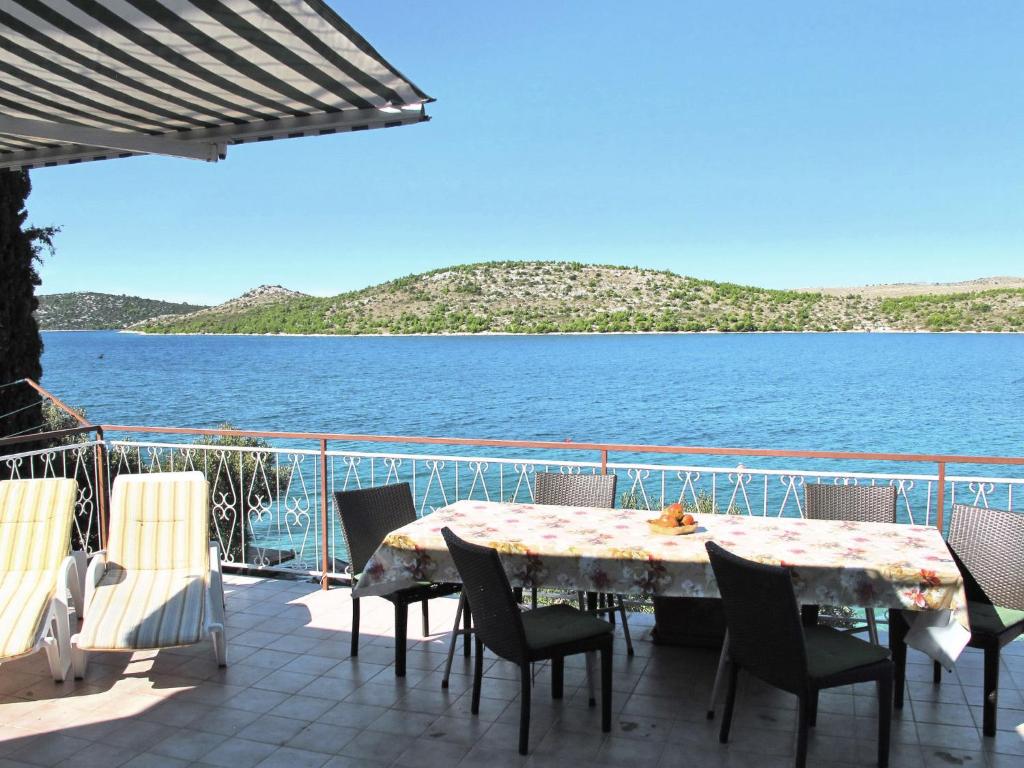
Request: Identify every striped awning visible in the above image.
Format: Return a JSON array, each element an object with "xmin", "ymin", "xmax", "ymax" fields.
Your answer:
[{"xmin": 0, "ymin": 0, "xmax": 431, "ymax": 171}]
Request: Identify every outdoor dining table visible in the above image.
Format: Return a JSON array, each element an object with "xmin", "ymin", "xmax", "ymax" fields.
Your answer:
[{"xmin": 351, "ymin": 499, "xmax": 970, "ymax": 667}]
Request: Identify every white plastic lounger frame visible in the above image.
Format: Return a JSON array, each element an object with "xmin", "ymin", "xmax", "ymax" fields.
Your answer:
[
  {"xmin": 0, "ymin": 478, "xmax": 84, "ymax": 682},
  {"xmin": 0, "ymin": 553, "xmax": 84, "ymax": 682},
  {"xmin": 71, "ymin": 472, "xmax": 226, "ymax": 678}
]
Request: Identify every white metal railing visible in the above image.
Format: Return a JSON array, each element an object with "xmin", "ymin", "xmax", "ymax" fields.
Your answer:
[
  {"xmin": 1, "ymin": 440, "xmax": 103, "ymax": 554},
  {"xmin": 3, "ymin": 437, "xmax": 1021, "ymax": 577},
  {"xmin": 102, "ymin": 439, "xmax": 1022, "ymax": 579}
]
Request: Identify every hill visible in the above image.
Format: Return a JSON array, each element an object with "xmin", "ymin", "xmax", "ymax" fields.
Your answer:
[
  {"xmin": 802, "ymin": 276, "xmax": 1024, "ymax": 298},
  {"xmin": 37, "ymin": 292, "xmax": 207, "ymax": 330},
  {"xmin": 137, "ymin": 262, "xmax": 1024, "ymax": 335}
]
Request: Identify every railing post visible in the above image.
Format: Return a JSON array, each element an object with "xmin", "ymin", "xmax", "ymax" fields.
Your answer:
[
  {"xmin": 94, "ymin": 427, "xmax": 108, "ymax": 550},
  {"xmin": 936, "ymin": 461, "xmax": 946, "ymax": 531},
  {"xmin": 600, "ymin": 449, "xmax": 608, "ymax": 475},
  {"xmin": 320, "ymin": 438, "xmax": 329, "ymax": 590}
]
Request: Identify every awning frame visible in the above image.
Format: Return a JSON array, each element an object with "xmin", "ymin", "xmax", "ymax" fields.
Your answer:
[
  {"xmin": 0, "ymin": 0, "xmax": 431, "ymax": 171},
  {"xmin": 0, "ymin": 105, "xmax": 427, "ymax": 170}
]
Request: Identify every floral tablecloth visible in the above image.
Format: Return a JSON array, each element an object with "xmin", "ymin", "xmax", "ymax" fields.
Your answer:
[{"xmin": 351, "ymin": 500, "xmax": 967, "ymax": 623}]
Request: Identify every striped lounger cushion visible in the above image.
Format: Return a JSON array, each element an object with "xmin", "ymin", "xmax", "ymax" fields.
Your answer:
[
  {"xmin": 0, "ymin": 478, "xmax": 78, "ymax": 660},
  {"xmin": 77, "ymin": 472, "xmax": 211, "ymax": 651},
  {"xmin": 77, "ymin": 567, "xmax": 207, "ymax": 649}
]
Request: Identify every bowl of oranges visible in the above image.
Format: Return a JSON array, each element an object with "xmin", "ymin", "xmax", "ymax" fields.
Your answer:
[{"xmin": 648, "ymin": 502, "xmax": 698, "ymax": 535}]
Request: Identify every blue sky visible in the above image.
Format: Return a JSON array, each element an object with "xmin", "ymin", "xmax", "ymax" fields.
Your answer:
[{"xmin": 29, "ymin": 1, "xmax": 1024, "ymax": 304}]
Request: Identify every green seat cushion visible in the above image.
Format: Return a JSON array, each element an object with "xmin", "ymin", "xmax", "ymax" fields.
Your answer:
[
  {"xmin": 805, "ymin": 625, "xmax": 890, "ymax": 681},
  {"xmin": 522, "ymin": 604, "xmax": 612, "ymax": 651},
  {"xmin": 968, "ymin": 602, "xmax": 1024, "ymax": 637}
]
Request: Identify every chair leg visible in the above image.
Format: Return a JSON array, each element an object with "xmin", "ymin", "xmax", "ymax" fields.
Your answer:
[
  {"xmin": 585, "ymin": 651, "xmax": 596, "ymax": 706},
  {"xmin": 600, "ymin": 644, "xmax": 612, "ymax": 733},
  {"xmin": 551, "ymin": 655, "xmax": 564, "ymax": 699},
  {"xmin": 463, "ymin": 600, "xmax": 472, "ymax": 657},
  {"xmin": 531, "ymin": 587, "xmax": 538, "ymax": 609},
  {"xmin": 801, "ymin": 604, "xmax": 819, "ymax": 627},
  {"xmin": 888, "ymin": 611, "xmax": 907, "ymax": 709},
  {"xmin": 707, "ymin": 630, "xmax": 730, "ymax": 719},
  {"xmin": 796, "ymin": 693, "xmax": 809, "ymax": 768},
  {"xmin": 71, "ymin": 638, "xmax": 88, "ymax": 680},
  {"xmin": 211, "ymin": 626, "xmax": 227, "ymax": 667},
  {"xmin": 350, "ymin": 595, "xmax": 360, "ymax": 658},
  {"xmin": 442, "ymin": 593, "xmax": 465, "ymax": 689},
  {"xmin": 44, "ymin": 608, "xmax": 71, "ymax": 682},
  {"xmin": 422, "ymin": 598, "xmax": 429, "ymax": 637},
  {"xmin": 933, "ymin": 660, "xmax": 942, "ymax": 685},
  {"xmin": 878, "ymin": 669, "xmax": 893, "ymax": 767},
  {"xmin": 577, "ymin": 591, "xmax": 586, "ymax": 610},
  {"xmin": 519, "ymin": 662, "xmax": 532, "ymax": 755},
  {"xmin": 394, "ymin": 602, "xmax": 408, "ymax": 677},
  {"xmin": 982, "ymin": 645, "xmax": 999, "ymax": 737},
  {"xmin": 808, "ymin": 690, "xmax": 819, "ymax": 727},
  {"xmin": 719, "ymin": 664, "xmax": 739, "ymax": 743},
  {"xmin": 866, "ymin": 608, "xmax": 879, "ymax": 645},
  {"xmin": 471, "ymin": 636, "xmax": 483, "ymax": 714},
  {"xmin": 617, "ymin": 595, "xmax": 634, "ymax": 656}
]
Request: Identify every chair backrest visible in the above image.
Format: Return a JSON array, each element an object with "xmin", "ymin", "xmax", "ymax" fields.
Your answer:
[
  {"xmin": 534, "ymin": 472, "xmax": 617, "ymax": 508},
  {"xmin": 107, "ymin": 472, "xmax": 209, "ymax": 573},
  {"xmin": 0, "ymin": 478, "xmax": 77, "ymax": 573},
  {"xmin": 947, "ymin": 504, "xmax": 1024, "ymax": 611},
  {"xmin": 705, "ymin": 541, "xmax": 808, "ymax": 692},
  {"xmin": 334, "ymin": 483, "xmax": 417, "ymax": 576},
  {"xmin": 441, "ymin": 527, "xmax": 527, "ymax": 663},
  {"xmin": 804, "ymin": 483, "xmax": 897, "ymax": 524}
]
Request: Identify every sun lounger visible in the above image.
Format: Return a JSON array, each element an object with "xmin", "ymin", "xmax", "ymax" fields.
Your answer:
[
  {"xmin": 0, "ymin": 478, "xmax": 83, "ymax": 681},
  {"xmin": 72, "ymin": 471, "xmax": 226, "ymax": 677}
]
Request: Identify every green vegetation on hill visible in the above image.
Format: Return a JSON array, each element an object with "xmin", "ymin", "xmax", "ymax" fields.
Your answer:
[
  {"xmin": 37, "ymin": 292, "xmax": 207, "ymax": 330},
  {"xmin": 138, "ymin": 262, "xmax": 1024, "ymax": 335}
]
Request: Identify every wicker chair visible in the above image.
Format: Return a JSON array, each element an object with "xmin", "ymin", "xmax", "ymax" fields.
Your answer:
[
  {"xmin": 707, "ymin": 541, "xmax": 893, "ymax": 768},
  {"xmin": 441, "ymin": 526, "xmax": 612, "ymax": 755},
  {"xmin": 441, "ymin": 471, "xmax": 627, "ymax": 688},
  {"xmin": 334, "ymin": 483, "xmax": 460, "ymax": 677},
  {"xmin": 802, "ymin": 483, "xmax": 897, "ymax": 643},
  {"xmin": 890, "ymin": 504, "xmax": 1024, "ymax": 736},
  {"xmin": 534, "ymin": 472, "xmax": 633, "ymax": 655}
]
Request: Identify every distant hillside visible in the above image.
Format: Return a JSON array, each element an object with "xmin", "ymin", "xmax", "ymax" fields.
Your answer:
[
  {"xmin": 137, "ymin": 262, "xmax": 1024, "ymax": 335},
  {"xmin": 802, "ymin": 276, "xmax": 1024, "ymax": 298},
  {"xmin": 37, "ymin": 292, "xmax": 207, "ymax": 330}
]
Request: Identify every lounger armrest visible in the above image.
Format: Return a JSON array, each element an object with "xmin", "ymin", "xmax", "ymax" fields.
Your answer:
[
  {"xmin": 82, "ymin": 550, "xmax": 108, "ymax": 620},
  {"xmin": 58, "ymin": 555, "xmax": 82, "ymax": 618},
  {"xmin": 208, "ymin": 541, "xmax": 226, "ymax": 627}
]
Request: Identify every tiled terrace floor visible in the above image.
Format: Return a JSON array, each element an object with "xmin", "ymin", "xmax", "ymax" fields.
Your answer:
[{"xmin": 1, "ymin": 574, "xmax": 1022, "ymax": 768}]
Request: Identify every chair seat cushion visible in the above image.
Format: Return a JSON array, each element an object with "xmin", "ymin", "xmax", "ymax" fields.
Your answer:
[
  {"xmin": 805, "ymin": 625, "xmax": 890, "ymax": 681},
  {"xmin": 77, "ymin": 566, "xmax": 207, "ymax": 650},
  {"xmin": 352, "ymin": 575, "xmax": 460, "ymax": 605},
  {"xmin": 968, "ymin": 601, "xmax": 1024, "ymax": 637},
  {"xmin": 0, "ymin": 571, "xmax": 55, "ymax": 660},
  {"xmin": 522, "ymin": 604, "xmax": 612, "ymax": 651}
]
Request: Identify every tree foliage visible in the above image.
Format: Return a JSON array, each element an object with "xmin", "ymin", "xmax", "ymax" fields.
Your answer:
[{"xmin": 0, "ymin": 170, "xmax": 59, "ymax": 443}]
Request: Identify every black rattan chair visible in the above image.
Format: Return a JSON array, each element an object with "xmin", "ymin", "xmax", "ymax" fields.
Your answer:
[
  {"xmin": 441, "ymin": 526, "xmax": 612, "ymax": 755},
  {"xmin": 707, "ymin": 541, "xmax": 893, "ymax": 768},
  {"xmin": 442, "ymin": 471, "xmax": 627, "ymax": 687},
  {"xmin": 334, "ymin": 483, "xmax": 460, "ymax": 677},
  {"xmin": 802, "ymin": 484, "xmax": 898, "ymax": 643},
  {"xmin": 890, "ymin": 503, "xmax": 1024, "ymax": 736},
  {"xmin": 534, "ymin": 472, "xmax": 633, "ymax": 655}
]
